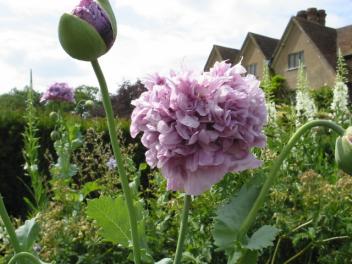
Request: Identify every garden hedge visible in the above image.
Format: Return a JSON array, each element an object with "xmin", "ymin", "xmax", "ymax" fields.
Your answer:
[{"xmin": 0, "ymin": 110, "xmax": 145, "ymax": 217}]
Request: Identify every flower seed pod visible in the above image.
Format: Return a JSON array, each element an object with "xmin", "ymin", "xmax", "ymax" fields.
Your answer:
[
  {"xmin": 58, "ymin": 0, "xmax": 117, "ymax": 61},
  {"xmin": 84, "ymin": 100, "xmax": 94, "ymax": 108},
  {"xmin": 50, "ymin": 131, "xmax": 60, "ymax": 141},
  {"xmin": 335, "ymin": 127, "xmax": 352, "ymax": 175},
  {"xmin": 49, "ymin": 111, "xmax": 59, "ymax": 121}
]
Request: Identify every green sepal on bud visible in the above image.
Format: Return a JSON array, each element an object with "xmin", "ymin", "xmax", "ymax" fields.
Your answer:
[
  {"xmin": 58, "ymin": 0, "xmax": 117, "ymax": 61},
  {"xmin": 59, "ymin": 13, "xmax": 107, "ymax": 61},
  {"xmin": 335, "ymin": 127, "xmax": 352, "ymax": 175},
  {"xmin": 96, "ymin": 0, "xmax": 117, "ymax": 37}
]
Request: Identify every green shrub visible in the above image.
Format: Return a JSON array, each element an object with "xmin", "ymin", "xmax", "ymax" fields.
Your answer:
[
  {"xmin": 310, "ymin": 86, "xmax": 333, "ymax": 111},
  {"xmin": 269, "ymin": 75, "xmax": 295, "ymax": 105},
  {"xmin": 0, "ymin": 109, "xmax": 142, "ymax": 217},
  {"xmin": 38, "ymin": 202, "xmax": 132, "ymax": 264},
  {"xmin": 1, "ymin": 89, "xmax": 352, "ymax": 263}
]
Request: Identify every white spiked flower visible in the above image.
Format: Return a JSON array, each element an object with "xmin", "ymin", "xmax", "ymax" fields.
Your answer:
[{"xmin": 331, "ymin": 81, "xmax": 349, "ymax": 123}]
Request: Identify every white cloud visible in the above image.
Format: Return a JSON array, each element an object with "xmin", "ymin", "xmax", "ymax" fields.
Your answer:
[
  {"xmin": 2, "ymin": 0, "xmax": 73, "ymax": 16},
  {"xmin": 0, "ymin": 0, "xmax": 351, "ymax": 94}
]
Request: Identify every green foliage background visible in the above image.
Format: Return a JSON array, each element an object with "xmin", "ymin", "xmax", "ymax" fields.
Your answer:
[{"xmin": 0, "ymin": 81, "xmax": 351, "ymax": 263}]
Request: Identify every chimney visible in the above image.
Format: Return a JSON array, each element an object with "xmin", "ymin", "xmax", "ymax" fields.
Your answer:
[
  {"xmin": 318, "ymin": 9, "xmax": 326, "ymax": 26},
  {"xmin": 307, "ymin": 8, "xmax": 319, "ymax": 23},
  {"xmin": 296, "ymin": 8, "xmax": 326, "ymax": 26},
  {"xmin": 296, "ymin": 10, "xmax": 307, "ymax": 19}
]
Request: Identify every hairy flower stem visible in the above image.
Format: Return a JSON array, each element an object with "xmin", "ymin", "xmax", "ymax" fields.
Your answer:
[
  {"xmin": 238, "ymin": 120, "xmax": 345, "ymax": 238},
  {"xmin": 0, "ymin": 195, "xmax": 22, "ymax": 253},
  {"xmin": 8, "ymin": 252, "xmax": 44, "ymax": 264},
  {"xmin": 91, "ymin": 59, "xmax": 141, "ymax": 264},
  {"xmin": 173, "ymin": 195, "xmax": 192, "ymax": 264}
]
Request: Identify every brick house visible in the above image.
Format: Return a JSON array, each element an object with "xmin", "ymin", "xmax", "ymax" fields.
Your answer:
[{"xmin": 204, "ymin": 8, "xmax": 352, "ymax": 91}]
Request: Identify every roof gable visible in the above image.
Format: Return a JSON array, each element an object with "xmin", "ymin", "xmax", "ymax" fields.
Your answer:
[
  {"xmin": 204, "ymin": 45, "xmax": 239, "ymax": 71},
  {"xmin": 239, "ymin": 32, "xmax": 279, "ymax": 60},
  {"xmin": 272, "ymin": 17, "xmax": 337, "ymax": 71},
  {"xmin": 250, "ymin": 33, "xmax": 279, "ymax": 59},
  {"xmin": 295, "ymin": 17, "xmax": 337, "ymax": 69}
]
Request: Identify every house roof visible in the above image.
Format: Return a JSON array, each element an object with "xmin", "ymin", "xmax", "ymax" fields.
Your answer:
[
  {"xmin": 295, "ymin": 17, "xmax": 337, "ymax": 69},
  {"xmin": 272, "ymin": 17, "xmax": 337, "ymax": 71},
  {"xmin": 250, "ymin": 33, "xmax": 279, "ymax": 59},
  {"xmin": 337, "ymin": 25, "xmax": 352, "ymax": 56},
  {"xmin": 238, "ymin": 32, "xmax": 279, "ymax": 61},
  {"xmin": 204, "ymin": 45, "xmax": 239, "ymax": 71},
  {"xmin": 215, "ymin": 45, "xmax": 240, "ymax": 63}
]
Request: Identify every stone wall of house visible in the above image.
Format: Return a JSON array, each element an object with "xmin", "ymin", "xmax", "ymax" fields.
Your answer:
[
  {"xmin": 241, "ymin": 38, "xmax": 266, "ymax": 80},
  {"xmin": 272, "ymin": 23, "xmax": 335, "ymax": 89}
]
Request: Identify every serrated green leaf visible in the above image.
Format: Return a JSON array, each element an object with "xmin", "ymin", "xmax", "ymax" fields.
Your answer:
[
  {"xmin": 139, "ymin": 163, "xmax": 148, "ymax": 171},
  {"xmin": 237, "ymin": 250, "xmax": 258, "ymax": 264},
  {"xmin": 213, "ymin": 219, "xmax": 238, "ymax": 252},
  {"xmin": 292, "ymin": 232, "xmax": 310, "ymax": 246},
  {"xmin": 86, "ymin": 196, "xmax": 130, "ymax": 246},
  {"xmin": 80, "ymin": 181, "xmax": 101, "ymax": 198},
  {"xmin": 155, "ymin": 258, "xmax": 173, "ymax": 264},
  {"xmin": 140, "ymin": 248, "xmax": 154, "ymax": 263},
  {"xmin": 213, "ymin": 177, "xmax": 262, "ymax": 251},
  {"xmin": 245, "ymin": 225, "xmax": 280, "ymax": 251},
  {"xmin": 15, "ymin": 218, "xmax": 40, "ymax": 252},
  {"xmin": 227, "ymin": 250, "xmax": 241, "ymax": 264}
]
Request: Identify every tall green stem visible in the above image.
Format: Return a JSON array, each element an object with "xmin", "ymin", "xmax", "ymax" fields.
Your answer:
[
  {"xmin": 173, "ymin": 195, "xmax": 192, "ymax": 264},
  {"xmin": 8, "ymin": 252, "xmax": 44, "ymax": 264},
  {"xmin": 0, "ymin": 195, "xmax": 21, "ymax": 253},
  {"xmin": 239, "ymin": 120, "xmax": 345, "ymax": 238},
  {"xmin": 91, "ymin": 59, "xmax": 141, "ymax": 264}
]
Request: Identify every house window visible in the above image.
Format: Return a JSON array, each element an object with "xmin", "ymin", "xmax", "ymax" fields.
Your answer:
[
  {"xmin": 288, "ymin": 51, "xmax": 304, "ymax": 69},
  {"xmin": 247, "ymin": 64, "xmax": 257, "ymax": 76}
]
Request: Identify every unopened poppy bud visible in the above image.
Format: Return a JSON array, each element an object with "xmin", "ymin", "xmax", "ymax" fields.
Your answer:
[
  {"xmin": 84, "ymin": 100, "xmax": 94, "ymax": 108},
  {"xmin": 58, "ymin": 0, "xmax": 117, "ymax": 61},
  {"xmin": 49, "ymin": 111, "xmax": 59, "ymax": 121},
  {"xmin": 50, "ymin": 131, "xmax": 60, "ymax": 141},
  {"xmin": 335, "ymin": 127, "xmax": 352, "ymax": 175}
]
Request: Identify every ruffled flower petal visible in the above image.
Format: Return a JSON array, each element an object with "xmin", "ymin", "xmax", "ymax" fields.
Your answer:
[{"xmin": 130, "ymin": 61, "xmax": 267, "ymax": 195}]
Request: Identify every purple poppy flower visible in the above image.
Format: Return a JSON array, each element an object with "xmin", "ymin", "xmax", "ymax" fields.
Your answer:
[
  {"xmin": 72, "ymin": 0, "xmax": 114, "ymax": 48},
  {"xmin": 130, "ymin": 61, "xmax": 267, "ymax": 195},
  {"xmin": 40, "ymin": 82, "xmax": 75, "ymax": 103}
]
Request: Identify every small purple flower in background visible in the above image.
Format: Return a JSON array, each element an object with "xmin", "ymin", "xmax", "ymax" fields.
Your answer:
[
  {"xmin": 106, "ymin": 157, "xmax": 117, "ymax": 170},
  {"xmin": 73, "ymin": 0, "xmax": 115, "ymax": 48},
  {"xmin": 33, "ymin": 243, "xmax": 42, "ymax": 253},
  {"xmin": 40, "ymin": 82, "xmax": 75, "ymax": 103},
  {"xmin": 130, "ymin": 61, "xmax": 267, "ymax": 195}
]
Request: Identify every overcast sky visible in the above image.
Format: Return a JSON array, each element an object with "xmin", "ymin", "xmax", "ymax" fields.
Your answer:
[{"xmin": 0, "ymin": 0, "xmax": 351, "ymax": 94}]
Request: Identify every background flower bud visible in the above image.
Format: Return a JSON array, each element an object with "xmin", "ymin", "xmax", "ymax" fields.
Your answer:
[
  {"xmin": 84, "ymin": 100, "xmax": 94, "ymax": 108},
  {"xmin": 58, "ymin": 0, "xmax": 117, "ymax": 61},
  {"xmin": 50, "ymin": 131, "xmax": 60, "ymax": 141},
  {"xmin": 49, "ymin": 111, "xmax": 59, "ymax": 121},
  {"xmin": 335, "ymin": 127, "xmax": 352, "ymax": 175}
]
